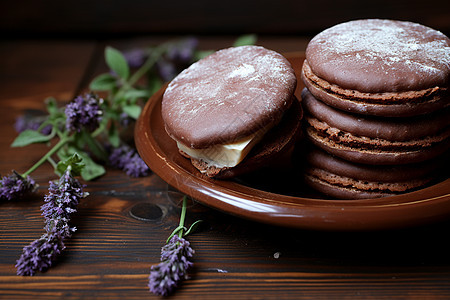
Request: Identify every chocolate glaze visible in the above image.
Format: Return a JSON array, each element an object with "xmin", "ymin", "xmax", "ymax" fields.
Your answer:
[
  {"xmin": 301, "ymin": 87, "xmax": 450, "ymax": 165},
  {"xmin": 302, "ymin": 88, "xmax": 450, "ymax": 141},
  {"xmin": 306, "ymin": 147, "xmax": 440, "ymax": 183},
  {"xmin": 306, "ymin": 127, "xmax": 450, "ymax": 165},
  {"xmin": 306, "ymin": 19, "xmax": 450, "ymax": 93},
  {"xmin": 303, "ymin": 147, "xmax": 445, "ymax": 199},
  {"xmin": 162, "ymin": 46, "xmax": 297, "ymax": 149},
  {"xmin": 301, "ymin": 61, "xmax": 450, "ymax": 117}
]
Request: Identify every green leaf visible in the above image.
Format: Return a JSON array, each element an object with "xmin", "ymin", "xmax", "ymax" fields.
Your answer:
[
  {"xmin": 77, "ymin": 152, "xmax": 105, "ymax": 181},
  {"xmin": 11, "ymin": 129, "xmax": 54, "ymax": 147},
  {"xmin": 89, "ymin": 73, "xmax": 117, "ymax": 91},
  {"xmin": 45, "ymin": 97, "xmax": 59, "ymax": 116},
  {"xmin": 166, "ymin": 225, "xmax": 187, "ymax": 243},
  {"xmin": 72, "ymin": 131, "xmax": 86, "ymax": 149},
  {"xmin": 233, "ymin": 34, "xmax": 257, "ymax": 47},
  {"xmin": 184, "ymin": 220, "xmax": 203, "ymax": 237},
  {"xmin": 58, "ymin": 147, "xmax": 105, "ymax": 181},
  {"xmin": 122, "ymin": 104, "xmax": 142, "ymax": 120},
  {"xmin": 80, "ymin": 130, "xmax": 108, "ymax": 161},
  {"xmin": 105, "ymin": 46, "xmax": 130, "ymax": 80},
  {"xmin": 56, "ymin": 147, "xmax": 71, "ymax": 161},
  {"xmin": 108, "ymin": 122, "xmax": 121, "ymax": 148},
  {"xmin": 122, "ymin": 89, "xmax": 151, "ymax": 102},
  {"xmin": 193, "ymin": 50, "xmax": 214, "ymax": 61},
  {"xmin": 103, "ymin": 105, "xmax": 121, "ymax": 121},
  {"xmin": 56, "ymin": 153, "xmax": 85, "ymax": 177},
  {"xmin": 146, "ymin": 74, "xmax": 163, "ymax": 96}
]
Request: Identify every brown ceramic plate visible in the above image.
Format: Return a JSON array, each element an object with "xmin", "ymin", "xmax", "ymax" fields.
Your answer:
[{"xmin": 135, "ymin": 52, "xmax": 450, "ymax": 231}]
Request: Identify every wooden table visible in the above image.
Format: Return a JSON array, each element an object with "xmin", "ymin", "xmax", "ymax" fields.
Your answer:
[{"xmin": 1, "ymin": 37, "xmax": 450, "ymax": 299}]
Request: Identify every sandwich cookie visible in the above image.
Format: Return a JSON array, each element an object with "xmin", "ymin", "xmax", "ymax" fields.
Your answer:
[
  {"xmin": 302, "ymin": 88, "xmax": 450, "ymax": 165},
  {"xmin": 301, "ymin": 19, "xmax": 450, "ymax": 117},
  {"xmin": 162, "ymin": 45, "xmax": 301, "ymax": 178},
  {"xmin": 300, "ymin": 19, "xmax": 450, "ymax": 198},
  {"xmin": 304, "ymin": 147, "xmax": 443, "ymax": 200}
]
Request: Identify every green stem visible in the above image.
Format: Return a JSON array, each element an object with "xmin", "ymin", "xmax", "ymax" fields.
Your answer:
[
  {"xmin": 178, "ymin": 196, "xmax": 188, "ymax": 238},
  {"xmin": 47, "ymin": 156, "xmax": 58, "ymax": 170},
  {"xmin": 111, "ymin": 46, "xmax": 166, "ymax": 105},
  {"xmin": 81, "ymin": 130, "xmax": 108, "ymax": 161},
  {"xmin": 128, "ymin": 48, "xmax": 165, "ymax": 87},
  {"xmin": 112, "ymin": 49, "xmax": 164, "ymax": 104},
  {"xmin": 91, "ymin": 120, "xmax": 106, "ymax": 138},
  {"xmin": 165, "ymin": 196, "xmax": 202, "ymax": 244},
  {"xmin": 21, "ymin": 135, "xmax": 71, "ymax": 177}
]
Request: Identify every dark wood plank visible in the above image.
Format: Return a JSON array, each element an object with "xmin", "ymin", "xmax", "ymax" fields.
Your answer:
[
  {"xmin": 2, "ymin": 184, "xmax": 450, "ymax": 299},
  {"xmin": 0, "ymin": 40, "xmax": 96, "ymax": 101}
]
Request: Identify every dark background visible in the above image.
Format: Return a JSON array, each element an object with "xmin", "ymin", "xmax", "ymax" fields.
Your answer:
[{"xmin": 1, "ymin": 0, "xmax": 450, "ymax": 38}]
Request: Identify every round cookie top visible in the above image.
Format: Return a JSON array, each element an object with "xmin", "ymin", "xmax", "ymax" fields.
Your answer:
[
  {"xmin": 306, "ymin": 19, "xmax": 450, "ymax": 93},
  {"xmin": 162, "ymin": 45, "xmax": 297, "ymax": 149}
]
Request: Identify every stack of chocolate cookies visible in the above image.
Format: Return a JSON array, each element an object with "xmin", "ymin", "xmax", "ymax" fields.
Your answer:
[{"xmin": 300, "ymin": 19, "xmax": 450, "ymax": 199}]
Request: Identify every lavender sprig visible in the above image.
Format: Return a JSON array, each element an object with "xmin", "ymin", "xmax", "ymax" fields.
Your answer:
[
  {"xmin": 9, "ymin": 92, "xmax": 104, "ymax": 189},
  {"xmin": 16, "ymin": 159, "xmax": 88, "ymax": 276},
  {"xmin": 65, "ymin": 93, "xmax": 103, "ymax": 133},
  {"xmin": 15, "ymin": 228, "xmax": 66, "ymax": 276},
  {"xmin": 10, "ymin": 35, "xmax": 257, "ymax": 188},
  {"xmin": 41, "ymin": 166, "xmax": 86, "ymax": 233},
  {"xmin": 149, "ymin": 235, "xmax": 194, "ymax": 296},
  {"xmin": 0, "ymin": 171, "xmax": 37, "ymax": 201},
  {"xmin": 15, "ymin": 115, "xmax": 52, "ymax": 135},
  {"xmin": 157, "ymin": 37, "xmax": 199, "ymax": 81},
  {"xmin": 108, "ymin": 144, "xmax": 150, "ymax": 177},
  {"xmin": 122, "ymin": 48, "xmax": 149, "ymax": 69},
  {"xmin": 149, "ymin": 196, "xmax": 202, "ymax": 296},
  {"xmin": 9, "ymin": 36, "xmax": 255, "ymax": 279}
]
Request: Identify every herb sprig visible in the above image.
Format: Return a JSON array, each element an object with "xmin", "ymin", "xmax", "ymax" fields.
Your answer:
[
  {"xmin": 149, "ymin": 196, "xmax": 203, "ymax": 296},
  {"xmin": 16, "ymin": 154, "xmax": 88, "ymax": 276},
  {"xmin": 2, "ymin": 35, "xmax": 257, "ymax": 288}
]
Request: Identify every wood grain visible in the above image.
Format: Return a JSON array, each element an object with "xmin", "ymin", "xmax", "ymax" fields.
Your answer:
[{"xmin": 1, "ymin": 37, "xmax": 450, "ymax": 299}]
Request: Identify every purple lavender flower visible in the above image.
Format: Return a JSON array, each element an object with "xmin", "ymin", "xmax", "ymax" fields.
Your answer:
[
  {"xmin": 15, "ymin": 115, "xmax": 39, "ymax": 132},
  {"xmin": 16, "ymin": 170, "xmax": 87, "ymax": 276},
  {"xmin": 41, "ymin": 169, "xmax": 86, "ymax": 234},
  {"xmin": 123, "ymin": 48, "xmax": 149, "ymax": 69},
  {"xmin": 0, "ymin": 171, "xmax": 37, "ymax": 201},
  {"xmin": 156, "ymin": 59, "xmax": 178, "ymax": 82},
  {"xmin": 149, "ymin": 235, "xmax": 195, "ymax": 296},
  {"xmin": 15, "ymin": 228, "xmax": 66, "ymax": 276},
  {"xmin": 157, "ymin": 37, "xmax": 199, "ymax": 82},
  {"xmin": 14, "ymin": 115, "xmax": 52, "ymax": 135},
  {"xmin": 166, "ymin": 37, "xmax": 198, "ymax": 63},
  {"xmin": 109, "ymin": 144, "xmax": 150, "ymax": 177},
  {"xmin": 119, "ymin": 112, "xmax": 132, "ymax": 127},
  {"xmin": 65, "ymin": 93, "xmax": 103, "ymax": 133}
]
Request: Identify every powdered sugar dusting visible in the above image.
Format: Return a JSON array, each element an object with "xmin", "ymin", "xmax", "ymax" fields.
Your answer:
[
  {"xmin": 229, "ymin": 63, "xmax": 255, "ymax": 78},
  {"xmin": 307, "ymin": 19, "xmax": 450, "ymax": 92}
]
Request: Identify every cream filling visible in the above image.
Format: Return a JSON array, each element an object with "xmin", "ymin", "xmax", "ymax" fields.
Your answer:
[{"xmin": 176, "ymin": 122, "xmax": 274, "ymax": 169}]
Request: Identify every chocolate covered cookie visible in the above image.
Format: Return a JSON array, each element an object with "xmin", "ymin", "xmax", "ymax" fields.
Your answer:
[
  {"xmin": 162, "ymin": 45, "xmax": 301, "ymax": 178},
  {"xmin": 301, "ymin": 19, "xmax": 450, "ymax": 117},
  {"xmin": 300, "ymin": 19, "xmax": 450, "ymax": 198}
]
